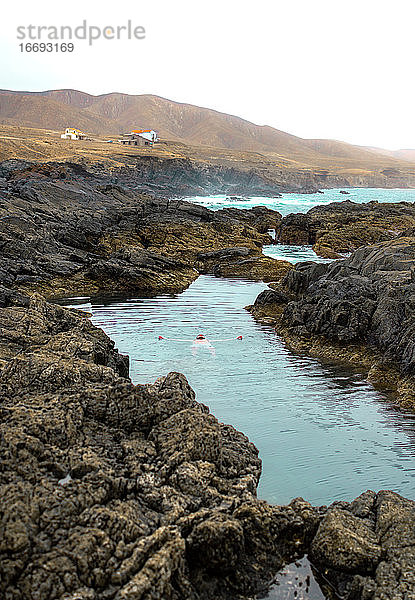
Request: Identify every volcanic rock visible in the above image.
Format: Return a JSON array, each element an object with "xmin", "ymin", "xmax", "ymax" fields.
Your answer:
[
  {"xmin": 277, "ymin": 200, "xmax": 415, "ymax": 258},
  {"xmin": 0, "ymin": 293, "xmax": 321, "ymax": 600},
  {"xmin": 196, "ymin": 247, "xmax": 293, "ymax": 282},
  {"xmin": 216, "ymin": 206, "xmax": 282, "ymax": 234},
  {"xmin": 310, "ymin": 491, "xmax": 415, "ymax": 600},
  {"xmin": 0, "ymin": 160, "xmax": 276, "ymax": 297},
  {"xmin": 249, "ymin": 236, "xmax": 415, "ymax": 406}
]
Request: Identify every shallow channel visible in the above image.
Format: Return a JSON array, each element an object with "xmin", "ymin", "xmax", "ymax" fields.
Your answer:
[{"xmin": 65, "ymin": 273, "xmax": 415, "ymax": 506}]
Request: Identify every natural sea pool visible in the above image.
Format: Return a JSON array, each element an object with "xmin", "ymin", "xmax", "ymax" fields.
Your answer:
[
  {"xmin": 66, "ymin": 275, "xmax": 415, "ymax": 507},
  {"xmin": 63, "ymin": 187, "xmax": 415, "ymax": 506}
]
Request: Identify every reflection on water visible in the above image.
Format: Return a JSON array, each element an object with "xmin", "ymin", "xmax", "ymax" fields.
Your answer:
[
  {"xmin": 262, "ymin": 556, "xmax": 329, "ymax": 600},
  {"xmin": 64, "ymin": 275, "xmax": 415, "ymax": 506}
]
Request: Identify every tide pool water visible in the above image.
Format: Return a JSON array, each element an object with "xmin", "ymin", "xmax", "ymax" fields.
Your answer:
[
  {"xmin": 263, "ymin": 244, "xmax": 333, "ymax": 264},
  {"xmin": 185, "ymin": 188, "xmax": 415, "ymax": 217},
  {"xmin": 66, "ymin": 275, "xmax": 415, "ymax": 506}
]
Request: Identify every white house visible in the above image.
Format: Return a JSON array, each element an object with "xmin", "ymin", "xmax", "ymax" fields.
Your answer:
[
  {"xmin": 119, "ymin": 129, "xmax": 159, "ymax": 147},
  {"xmin": 130, "ymin": 129, "xmax": 159, "ymax": 143},
  {"xmin": 61, "ymin": 128, "xmax": 86, "ymax": 140}
]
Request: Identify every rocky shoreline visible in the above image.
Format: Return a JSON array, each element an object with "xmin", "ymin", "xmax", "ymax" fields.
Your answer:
[
  {"xmin": 0, "ymin": 160, "xmax": 293, "ymax": 299},
  {"xmin": 1, "ymin": 159, "xmax": 415, "ymax": 599},
  {"xmin": 248, "ymin": 236, "xmax": 415, "ymax": 409},
  {"xmin": 2, "ymin": 289, "xmax": 415, "ymax": 600},
  {"xmin": 277, "ymin": 199, "xmax": 415, "ymax": 258},
  {"xmin": 0, "ymin": 155, "xmax": 316, "ymax": 199}
]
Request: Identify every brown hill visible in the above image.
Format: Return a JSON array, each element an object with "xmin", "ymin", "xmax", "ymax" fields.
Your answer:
[
  {"xmin": 0, "ymin": 93, "xmax": 107, "ymax": 134},
  {"xmin": 1, "ymin": 88, "xmax": 414, "ymax": 173},
  {"xmin": 364, "ymin": 146, "xmax": 415, "ymax": 162}
]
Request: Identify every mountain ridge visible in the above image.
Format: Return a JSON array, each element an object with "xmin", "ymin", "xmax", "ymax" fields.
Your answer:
[{"xmin": 1, "ymin": 88, "xmax": 414, "ymax": 167}]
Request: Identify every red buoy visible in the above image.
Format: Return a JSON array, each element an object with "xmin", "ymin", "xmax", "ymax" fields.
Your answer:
[{"xmin": 237, "ymin": 335, "xmax": 243, "ymax": 340}]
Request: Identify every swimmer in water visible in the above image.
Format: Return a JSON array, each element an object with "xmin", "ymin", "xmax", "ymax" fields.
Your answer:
[{"xmin": 192, "ymin": 333, "xmax": 216, "ymax": 357}]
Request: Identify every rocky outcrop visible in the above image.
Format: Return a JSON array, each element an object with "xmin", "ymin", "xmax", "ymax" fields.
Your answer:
[
  {"xmin": 113, "ymin": 155, "xmax": 289, "ymax": 197},
  {"xmin": 248, "ymin": 237, "xmax": 415, "ymax": 407},
  {"xmin": 278, "ymin": 200, "xmax": 415, "ymax": 258},
  {"xmin": 196, "ymin": 247, "xmax": 293, "ymax": 282},
  {"xmin": 316, "ymin": 169, "xmax": 415, "ymax": 190},
  {"xmin": 0, "ymin": 292, "xmax": 323, "ymax": 599},
  {"xmin": 309, "ymin": 490, "xmax": 415, "ymax": 600},
  {"xmin": 0, "ymin": 156, "xmax": 291, "ymax": 198},
  {"xmin": 216, "ymin": 206, "xmax": 282, "ymax": 233},
  {"xmin": 0, "ymin": 160, "xmax": 290, "ymax": 297}
]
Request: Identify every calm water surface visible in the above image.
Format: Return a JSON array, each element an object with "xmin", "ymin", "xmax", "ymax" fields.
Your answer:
[{"xmin": 67, "ymin": 275, "xmax": 415, "ymax": 506}]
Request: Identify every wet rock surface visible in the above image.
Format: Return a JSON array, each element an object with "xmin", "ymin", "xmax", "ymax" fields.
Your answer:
[
  {"xmin": 196, "ymin": 247, "xmax": 293, "ymax": 282},
  {"xmin": 277, "ymin": 200, "xmax": 415, "ymax": 258},
  {"xmin": 249, "ymin": 237, "xmax": 415, "ymax": 407}
]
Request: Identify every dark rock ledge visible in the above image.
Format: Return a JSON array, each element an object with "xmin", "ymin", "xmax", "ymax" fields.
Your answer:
[
  {"xmin": 1, "ymin": 291, "xmax": 414, "ymax": 600},
  {"xmin": 248, "ymin": 236, "xmax": 415, "ymax": 409},
  {"xmin": 277, "ymin": 199, "xmax": 415, "ymax": 259},
  {"xmin": 0, "ymin": 160, "xmax": 290, "ymax": 298}
]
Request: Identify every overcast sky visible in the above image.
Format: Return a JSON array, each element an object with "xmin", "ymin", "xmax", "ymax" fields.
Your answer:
[{"xmin": 1, "ymin": 0, "xmax": 414, "ymax": 150}]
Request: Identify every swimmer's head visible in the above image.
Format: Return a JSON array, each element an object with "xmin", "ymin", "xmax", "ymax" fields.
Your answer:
[{"xmin": 196, "ymin": 334, "xmax": 205, "ymax": 340}]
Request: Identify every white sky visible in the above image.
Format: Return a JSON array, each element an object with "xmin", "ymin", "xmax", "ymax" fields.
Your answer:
[{"xmin": 1, "ymin": 0, "xmax": 414, "ymax": 150}]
